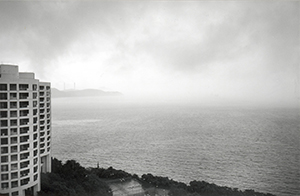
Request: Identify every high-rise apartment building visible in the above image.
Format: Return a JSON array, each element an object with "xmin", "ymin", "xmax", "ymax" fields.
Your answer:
[{"xmin": 0, "ymin": 65, "xmax": 51, "ymax": 196}]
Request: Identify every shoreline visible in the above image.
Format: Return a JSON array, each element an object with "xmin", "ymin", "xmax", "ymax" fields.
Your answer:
[{"xmin": 39, "ymin": 158, "xmax": 277, "ymax": 196}]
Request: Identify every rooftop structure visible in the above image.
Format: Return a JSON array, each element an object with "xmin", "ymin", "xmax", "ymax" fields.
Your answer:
[{"xmin": 0, "ymin": 64, "xmax": 51, "ymax": 196}]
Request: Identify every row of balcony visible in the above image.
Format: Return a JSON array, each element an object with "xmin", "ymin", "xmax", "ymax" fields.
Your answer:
[
  {"xmin": 0, "ymin": 110, "xmax": 30, "ymax": 118},
  {"xmin": 1, "ymin": 127, "xmax": 30, "ymax": 136},
  {"xmin": 0, "ymin": 84, "xmax": 30, "ymax": 91},
  {"xmin": 0, "ymin": 83, "xmax": 49, "ymax": 91},
  {"xmin": 0, "ymin": 119, "xmax": 30, "ymax": 127},
  {"xmin": 1, "ymin": 135, "xmax": 30, "ymax": 144},
  {"xmin": 0, "ymin": 125, "xmax": 38, "ymax": 136},
  {"xmin": 1, "ymin": 176, "xmax": 31, "ymax": 190},
  {"xmin": 0, "ymin": 101, "xmax": 31, "ymax": 109},
  {"xmin": 0, "ymin": 92, "xmax": 50, "ymax": 101}
]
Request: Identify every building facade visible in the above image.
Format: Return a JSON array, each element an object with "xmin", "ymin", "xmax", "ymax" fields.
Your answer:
[{"xmin": 0, "ymin": 65, "xmax": 51, "ymax": 196}]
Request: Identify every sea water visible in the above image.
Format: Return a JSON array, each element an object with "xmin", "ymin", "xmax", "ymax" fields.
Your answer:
[{"xmin": 51, "ymin": 97, "xmax": 300, "ymax": 196}]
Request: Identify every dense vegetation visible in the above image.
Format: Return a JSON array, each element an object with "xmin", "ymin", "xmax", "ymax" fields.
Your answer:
[
  {"xmin": 38, "ymin": 158, "xmax": 112, "ymax": 196},
  {"xmin": 39, "ymin": 158, "xmax": 276, "ymax": 196}
]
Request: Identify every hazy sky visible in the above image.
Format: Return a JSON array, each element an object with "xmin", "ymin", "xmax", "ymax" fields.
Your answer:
[{"xmin": 0, "ymin": 1, "xmax": 299, "ymax": 106}]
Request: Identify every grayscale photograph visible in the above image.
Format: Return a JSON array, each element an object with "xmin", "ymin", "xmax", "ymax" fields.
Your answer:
[{"xmin": 0, "ymin": 1, "xmax": 299, "ymax": 196}]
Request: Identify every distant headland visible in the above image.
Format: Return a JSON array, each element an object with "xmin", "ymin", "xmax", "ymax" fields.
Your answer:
[{"xmin": 51, "ymin": 88, "xmax": 122, "ymax": 98}]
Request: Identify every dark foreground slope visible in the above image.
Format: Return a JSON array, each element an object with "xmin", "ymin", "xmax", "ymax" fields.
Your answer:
[{"xmin": 38, "ymin": 158, "xmax": 276, "ymax": 196}]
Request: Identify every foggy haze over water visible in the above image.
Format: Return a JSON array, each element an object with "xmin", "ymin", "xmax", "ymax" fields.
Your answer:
[{"xmin": 0, "ymin": 1, "xmax": 299, "ymax": 108}]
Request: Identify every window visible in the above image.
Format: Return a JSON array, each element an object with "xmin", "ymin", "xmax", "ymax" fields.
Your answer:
[
  {"xmin": 21, "ymin": 178, "xmax": 29, "ymax": 186},
  {"xmin": 11, "ymin": 146, "xmax": 18, "ymax": 153},
  {"xmin": 0, "ymin": 84, "xmax": 7, "ymax": 91},
  {"xmin": 10, "ymin": 128, "xmax": 18, "ymax": 135},
  {"xmin": 20, "ymin": 110, "xmax": 29, "ymax": 117},
  {"xmin": 12, "ymin": 191, "xmax": 18, "ymax": 196},
  {"xmin": 1, "ymin": 182, "xmax": 8, "ymax": 189},
  {"xmin": 10, "ymin": 93, "xmax": 17, "ymax": 99},
  {"xmin": 1, "ymin": 174, "xmax": 8, "ymax": 181},
  {"xmin": 11, "ymin": 181, "xmax": 18, "ymax": 188},
  {"xmin": 20, "ymin": 118, "xmax": 29, "ymax": 125},
  {"xmin": 10, "ymin": 111, "xmax": 17, "ymax": 117},
  {"xmin": 20, "ymin": 127, "xmax": 29, "ymax": 134},
  {"xmin": 20, "ymin": 152, "xmax": 29, "ymax": 160},
  {"xmin": 20, "ymin": 161, "xmax": 30, "ymax": 169},
  {"xmin": 1, "ymin": 165, "xmax": 8, "ymax": 171},
  {"xmin": 0, "ymin": 111, "xmax": 7, "ymax": 118},
  {"xmin": 19, "ymin": 92, "xmax": 29, "ymax": 99},
  {"xmin": 0, "ymin": 102, "xmax": 8, "ymax": 109},
  {"xmin": 1, "ymin": 129, "xmax": 8, "ymax": 136},
  {"xmin": 0, "ymin": 93, "xmax": 7, "ymax": 100},
  {"xmin": 10, "ymin": 84, "xmax": 17, "ymax": 91},
  {"xmin": 1, "ymin": 147, "xmax": 8, "ymax": 154},
  {"xmin": 11, "ymin": 172, "xmax": 18, "ymax": 179},
  {"xmin": 20, "ymin": 136, "xmax": 29, "ymax": 143},
  {"xmin": 1, "ymin": 156, "xmax": 8, "ymax": 163},
  {"xmin": 20, "ymin": 169, "xmax": 29, "ymax": 177},
  {"xmin": 32, "ymin": 84, "xmax": 37, "ymax": 91},
  {"xmin": 19, "ymin": 101, "xmax": 29, "ymax": 108},
  {"xmin": 10, "ymin": 102, "xmax": 17, "ymax": 108},
  {"xmin": 10, "ymin": 119, "xmax": 17, "ymax": 126},
  {"xmin": 11, "ymin": 137, "xmax": 18, "ymax": 144},
  {"xmin": 11, "ymin": 155, "xmax": 18, "ymax": 162},
  {"xmin": 11, "ymin": 163, "xmax": 18, "ymax": 171},
  {"xmin": 34, "ymin": 174, "xmax": 38, "ymax": 181},
  {"xmin": 20, "ymin": 144, "xmax": 29, "ymax": 151},
  {"xmin": 0, "ymin": 120, "xmax": 8, "ymax": 127},
  {"xmin": 19, "ymin": 84, "xmax": 28, "ymax": 91},
  {"xmin": 1, "ymin": 138, "xmax": 8, "ymax": 145}
]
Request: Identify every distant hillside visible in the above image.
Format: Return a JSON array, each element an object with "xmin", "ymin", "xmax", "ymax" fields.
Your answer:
[{"xmin": 51, "ymin": 88, "xmax": 122, "ymax": 98}]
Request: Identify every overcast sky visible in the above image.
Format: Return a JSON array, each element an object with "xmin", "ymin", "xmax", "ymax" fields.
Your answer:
[{"xmin": 0, "ymin": 1, "xmax": 299, "ymax": 106}]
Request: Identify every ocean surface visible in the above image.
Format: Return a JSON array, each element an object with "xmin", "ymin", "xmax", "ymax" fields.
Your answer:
[{"xmin": 51, "ymin": 97, "xmax": 300, "ymax": 196}]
